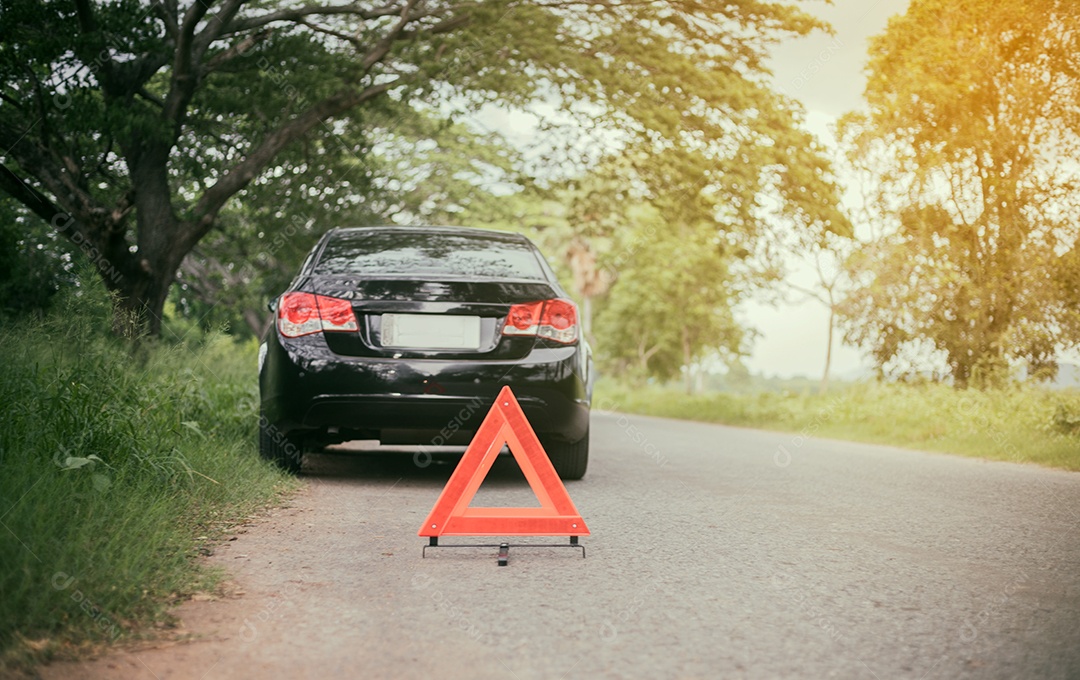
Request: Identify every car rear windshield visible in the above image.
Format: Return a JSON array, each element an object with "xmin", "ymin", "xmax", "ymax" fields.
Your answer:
[{"xmin": 315, "ymin": 230, "xmax": 547, "ymax": 280}]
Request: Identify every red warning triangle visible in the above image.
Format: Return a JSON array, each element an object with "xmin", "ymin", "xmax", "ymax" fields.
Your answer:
[{"xmin": 418, "ymin": 386, "xmax": 589, "ymax": 538}]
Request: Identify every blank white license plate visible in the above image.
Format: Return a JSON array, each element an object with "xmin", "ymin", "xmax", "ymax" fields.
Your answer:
[{"xmin": 381, "ymin": 314, "xmax": 481, "ymax": 350}]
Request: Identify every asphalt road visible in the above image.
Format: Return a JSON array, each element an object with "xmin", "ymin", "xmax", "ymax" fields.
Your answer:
[{"xmin": 42, "ymin": 410, "xmax": 1080, "ymax": 679}]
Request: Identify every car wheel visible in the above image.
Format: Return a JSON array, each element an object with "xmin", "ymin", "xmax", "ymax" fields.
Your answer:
[
  {"xmin": 544, "ymin": 427, "xmax": 589, "ymax": 481},
  {"xmin": 258, "ymin": 413, "xmax": 304, "ymax": 474}
]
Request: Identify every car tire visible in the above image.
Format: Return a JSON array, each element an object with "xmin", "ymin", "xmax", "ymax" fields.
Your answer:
[
  {"xmin": 545, "ymin": 427, "xmax": 589, "ymax": 481},
  {"xmin": 258, "ymin": 413, "xmax": 304, "ymax": 474}
]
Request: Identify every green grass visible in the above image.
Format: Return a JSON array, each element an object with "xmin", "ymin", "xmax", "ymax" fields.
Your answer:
[
  {"xmin": 0, "ymin": 289, "xmax": 297, "ymax": 669},
  {"xmin": 595, "ymin": 380, "xmax": 1080, "ymax": 471}
]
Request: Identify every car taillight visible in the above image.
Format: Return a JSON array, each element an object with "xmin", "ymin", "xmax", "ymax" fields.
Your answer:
[
  {"xmin": 316, "ymin": 295, "xmax": 358, "ymax": 331},
  {"xmin": 503, "ymin": 301, "xmax": 544, "ymax": 335},
  {"xmin": 277, "ymin": 292, "xmax": 358, "ymax": 338},
  {"xmin": 502, "ymin": 299, "xmax": 579, "ymax": 344}
]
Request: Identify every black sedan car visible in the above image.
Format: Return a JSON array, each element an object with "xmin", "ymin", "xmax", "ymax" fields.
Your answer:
[{"xmin": 258, "ymin": 226, "xmax": 593, "ymax": 479}]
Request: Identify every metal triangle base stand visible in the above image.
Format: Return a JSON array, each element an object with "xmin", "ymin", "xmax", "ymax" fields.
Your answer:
[{"xmin": 422, "ymin": 536, "xmax": 585, "ymax": 566}]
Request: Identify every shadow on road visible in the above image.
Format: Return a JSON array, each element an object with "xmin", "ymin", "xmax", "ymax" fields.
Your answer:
[{"xmin": 300, "ymin": 444, "xmax": 531, "ymax": 489}]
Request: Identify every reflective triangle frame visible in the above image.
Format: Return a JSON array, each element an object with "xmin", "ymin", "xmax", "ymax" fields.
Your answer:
[{"xmin": 418, "ymin": 386, "xmax": 589, "ymax": 537}]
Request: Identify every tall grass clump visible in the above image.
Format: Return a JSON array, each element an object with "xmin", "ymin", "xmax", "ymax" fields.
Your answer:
[
  {"xmin": 596, "ymin": 380, "xmax": 1080, "ymax": 470},
  {"xmin": 0, "ymin": 284, "xmax": 295, "ymax": 667}
]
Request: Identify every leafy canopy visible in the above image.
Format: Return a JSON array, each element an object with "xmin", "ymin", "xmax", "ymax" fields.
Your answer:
[
  {"xmin": 1, "ymin": 0, "xmax": 845, "ymax": 343},
  {"xmin": 839, "ymin": 0, "xmax": 1080, "ymax": 385}
]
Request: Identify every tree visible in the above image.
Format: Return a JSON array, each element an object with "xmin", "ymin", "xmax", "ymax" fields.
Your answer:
[
  {"xmin": 1, "ymin": 0, "xmax": 837, "ymax": 335},
  {"xmin": 781, "ymin": 232, "xmax": 851, "ymax": 394},
  {"xmin": 839, "ymin": 0, "xmax": 1080, "ymax": 386},
  {"xmin": 591, "ymin": 199, "xmax": 747, "ymax": 386},
  {"xmin": 173, "ymin": 107, "xmax": 524, "ymax": 338}
]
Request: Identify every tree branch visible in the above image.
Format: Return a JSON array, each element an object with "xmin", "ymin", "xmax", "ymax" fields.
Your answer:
[
  {"xmin": 185, "ymin": 0, "xmax": 441, "ymax": 238},
  {"xmin": 70, "ymin": 0, "xmax": 128, "ymax": 97},
  {"xmin": 73, "ymin": 0, "xmax": 98, "ymax": 33},
  {"xmin": 152, "ymin": 0, "xmax": 180, "ymax": 40},
  {"xmin": 162, "ymin": 0, "xmax": 214, "ymax": 124},
  {"xmin": 24, "ymin": 65, "xmax": 52, "ymax": 144},
  {"xmin": 189, "ymin": 81, "xmax": 394, "ymax": 240},
  {"xmin": 0, "ymin": 121, "xmax": 116, "ymax": 239},
  {"xmin": 0, "ymin": 91, "xmax": 25, "ymax": 110},
  {"xmin": 398, "ymin": 12, "xmax": 472, "ymax": 39},
  {"xmin": 222, "ymin": 3, "xmax": 405, "ymax": 35},
  {"xmin": 0, "ymin": 163, "xmax": 132, "ymax": 284},
  {"xmin": 296, "ymin": 18, "xmax": 366, "ymax": 49},
  {"xmin": 203, "ymin": 28, "xmax": 273, "ymax": 73},
  {"xmin": 0, "ymin": 163, "xmax": 67, "ymax": 227},
  {"xmin": 361, "ymin": 0, "xmax": 420, "ymax": 70},
  {"xmin": 783, "ymin": 280, "xmax": 828, "ymax": 306},
  {"xmin": 192, "ymin": 0, "xmax": 248, "ymax": 65}
]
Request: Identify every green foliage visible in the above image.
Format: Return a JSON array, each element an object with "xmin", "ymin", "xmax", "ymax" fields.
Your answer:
[
  {"xmin": 596, "ymin": 380, "xmax": 1080, "ymax": 470},
  {"xmin": 0, "ymin": 197, "xmax": 69, "ymax": 316},
  {"xmin": 592, "ymin": 208, "xmax": 747, "ymax": 381},
  {"xmin": 0, "ymin": 281, "xmax": 293, "ymax": 667},
  {"xmin": 1, "ymin": 0, "xmax": 846, "ymax": 340},
  {"xmin": 839, "ymin": 0, "xmax": 1080, "ymax": 386},
  {"xmin": 1053, "ymin": 403, "xmax": 1080, "ymax": 437}
]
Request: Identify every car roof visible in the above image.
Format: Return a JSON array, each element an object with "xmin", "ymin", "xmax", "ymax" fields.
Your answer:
[{"xmin": 326, "ymin": 225, "xmax": 532, "ymax": 244}]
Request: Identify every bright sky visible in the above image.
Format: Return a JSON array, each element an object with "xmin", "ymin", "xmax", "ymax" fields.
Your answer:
[{"xmin": 739, "ymin": 0, "xmax": 911, "ymax": 379}]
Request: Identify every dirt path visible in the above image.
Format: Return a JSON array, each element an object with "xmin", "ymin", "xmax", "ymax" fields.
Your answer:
[{"xmin": 39, "ymin": 487, "xmax": 329, "ymax": 680}]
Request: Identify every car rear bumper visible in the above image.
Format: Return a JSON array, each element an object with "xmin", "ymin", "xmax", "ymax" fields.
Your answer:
[{"xmin": 260, "ymin": 334, "xmax": 590, "ymax": 444}]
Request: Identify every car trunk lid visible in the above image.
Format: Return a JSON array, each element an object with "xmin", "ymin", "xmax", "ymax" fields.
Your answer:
[{"xmin": 310, "ymin": 277, "xmax": 557, "ymax": 359}]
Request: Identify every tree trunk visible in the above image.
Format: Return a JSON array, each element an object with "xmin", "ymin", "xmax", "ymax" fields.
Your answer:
[
  {"xmin": 636, "ymin": 337, "xmax": 661, "ymax": 376},
  {"xmin": 107, "ymin": 135, "xmax": 194, "ymax": 337},
  {"xmin": 682, "ymin": 326, "xmax": 693, "ymax": 395},
  {"xmin": 111, "ymin": 270, "xmax": 173, "ymax": 338},
  {"xmin": 98, "ymin": 204, "xmax": 192, "ymax": 339},
  {"xmin": 819, "ymin": 305, "xmax": 834, "ymax": 395}
]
